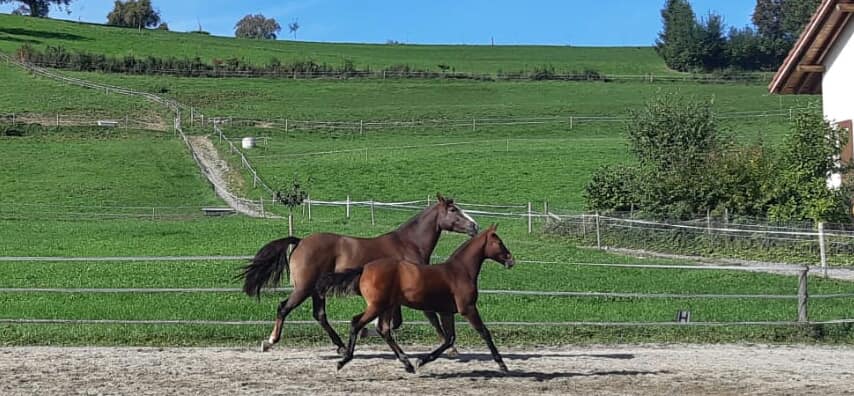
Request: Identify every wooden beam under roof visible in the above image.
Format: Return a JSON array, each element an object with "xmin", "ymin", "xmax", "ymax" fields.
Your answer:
[
  {"xmin": 796, "ymin": 64, "xmax": 826, "ymax": 73},
  {"xmin": 837, "ymin": 3, "xmax": 854, "ymax": 13}
]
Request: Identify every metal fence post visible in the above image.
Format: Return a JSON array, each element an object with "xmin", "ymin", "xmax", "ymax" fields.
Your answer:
[
  {"xmin": 346, "ymin": 195, "xmax": 351, "ymax": 219},
  {"xmin": 260, "ymin": 197, "xmax": 265, "ymax": 217},
  {"xmin": 307, "ymin": 195, "xmax": 311, "ymax": 221},
  {"xmin": 370, "ymin": 200, "xmax": 375, "ymax": 226},
  {"xmin": 818, "ymin": 222, "xmax": 828, "ymax": 278},
  {"xmin": 798, "ymin": 267, "xmax": 809, "ymax": 323}
]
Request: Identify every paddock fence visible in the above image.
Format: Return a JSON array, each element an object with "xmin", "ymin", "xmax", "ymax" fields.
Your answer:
[{"xmin": 1, "ymin": 255, "xmax": 852, "ymax": 328}]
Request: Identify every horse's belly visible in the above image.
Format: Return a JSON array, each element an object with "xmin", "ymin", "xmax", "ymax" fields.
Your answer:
[{"xmin": 401, "ymin": 290, "xmax": 456, "ymax": 313}]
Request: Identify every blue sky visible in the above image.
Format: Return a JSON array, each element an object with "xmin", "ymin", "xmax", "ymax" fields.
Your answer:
[{"xmin": 3, "ymin": 1, "xmax": 758, "ymax": 46}]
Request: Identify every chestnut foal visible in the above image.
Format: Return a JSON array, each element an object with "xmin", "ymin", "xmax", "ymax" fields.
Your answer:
[{"xmin": 316, "ymin": 224, "xmax": 514, "ymax": 373}]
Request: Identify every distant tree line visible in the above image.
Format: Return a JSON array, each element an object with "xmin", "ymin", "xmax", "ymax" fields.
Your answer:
[
  {"xmin": 656, "ymin": 0, "xmax": 821, "ymax": 71},
  {"xmin": 2, "ymin": 0, "xmax": 71, "ymax": 17},
  {"xmin": 16, "ymin": 44, "xmax": 643, "ymax": 82}
]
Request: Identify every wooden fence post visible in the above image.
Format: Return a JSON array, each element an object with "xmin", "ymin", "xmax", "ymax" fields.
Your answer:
[
  {"xmin": 798, "ymin": 267, "xmax": 809, "ymax": 323},
  {"xmin": 818, "ymin": 222, "xmax": 828, "ymax": 278},
  {"xmin": 596, "ymin": 212, "xmax": 602, "ymax": 250},
  {"xmin": 307, "ymin": 195, "xmax": 311, "ymax": 221},
  {"xmin": 260, "ymin": 197, "xmax": 265, "ymax": 218},
  {"xmin": 527, "ymin": 202, "xmax": 532, "ymax": 233},
  {"xmin": 346, "ymin": 195, "xmax": 351, "ymax": 219},
  {"xmin": 370, "ymin": 200, "xmax": 375, "ymax": 226}
]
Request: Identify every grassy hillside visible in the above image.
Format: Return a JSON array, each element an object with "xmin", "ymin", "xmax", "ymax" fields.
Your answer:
[
  {"xmin": 0, "ymin": 126, "xmax": 222, "ymax": 218},
  {"xmin": 0, "ymin": 62, "xmax": 163, "ymax": 118},
  {"xmin": 0, "ymin": 14, "xmax": 673, "ymax": 75}
]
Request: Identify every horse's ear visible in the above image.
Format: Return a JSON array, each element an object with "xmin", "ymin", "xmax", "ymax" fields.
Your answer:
[
  {"xmin": 488, "ymin": 223, "xmax": 497, "ymax": 232},
  {"xmin": 436, "ymin": 193, "xmax": 446, "ymax": 203}
]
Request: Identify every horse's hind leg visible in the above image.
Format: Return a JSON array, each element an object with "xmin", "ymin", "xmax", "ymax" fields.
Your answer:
[
  {"xmin": 262, "ymin": 287, "xmax": 311, "ymax": 352},
  {"xmin": 415, "ymin": 312, "xmax": 456, "ymax": 370},
  {"xmin": 311, "ymin": 293, "xmax": 346, "ymax": 355},
  {"xmin": 377, "ymin": 311, "xmax": 415, "ymax": 373},
  {"xmin": 338, "ymin": 305, "xmax": 381, "ymax": 371},
  {"xmin": 423, "ymin": 311, "xmax": 459, "ymax": 357}
]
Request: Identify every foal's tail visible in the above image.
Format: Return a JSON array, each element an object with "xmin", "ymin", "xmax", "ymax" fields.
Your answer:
[
  {"xmin": 316, "ymin": 268, "xmax": 363, "ymax": 297},
  {"xmin": 238, "ymin": 236, "xmax": 301, "ymax": 298}
]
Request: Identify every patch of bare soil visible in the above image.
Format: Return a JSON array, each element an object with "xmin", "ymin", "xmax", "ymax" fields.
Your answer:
[
  {"xmin": 187, "ymin": 135, "xmax": 277, "ymax": 218},
  {"xmin": 3, "ymin": 344, "xmax": 852, "ymax": 395}
]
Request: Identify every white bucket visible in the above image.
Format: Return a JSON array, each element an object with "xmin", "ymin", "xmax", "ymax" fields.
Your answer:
[{"xmin": 241, "ymin": 137, "xmax": 256, "ymax": 149}]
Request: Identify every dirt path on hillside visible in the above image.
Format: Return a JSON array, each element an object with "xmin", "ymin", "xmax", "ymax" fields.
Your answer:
[
  {"xmin": 187, "ymin": 136, "xmax": 278, "ymax": 218},
  {"xmin": 2, "ymin": 344, "xmax": 852, "ymax": 395}
]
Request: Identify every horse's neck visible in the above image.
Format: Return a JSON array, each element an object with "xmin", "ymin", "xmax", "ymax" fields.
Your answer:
[
  {"xmin": 446, "ymin": 235, "xmax": 486, "ymax": 280},
  {"xmin": 394, "ymin": 205, "xmax": 440, "ymax": 264}
]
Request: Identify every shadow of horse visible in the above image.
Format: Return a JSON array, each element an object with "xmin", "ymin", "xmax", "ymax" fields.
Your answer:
[
  {"xmin": 322, "ymin": 352, "xmax": 635, "ymax": 362},
  {"xmin": 423, "ymin": 369, "xmax": 670, "ymax": 382},
  {"xmin": 0, "ymin": 27, "xmax": 89, "ymax": 41}
]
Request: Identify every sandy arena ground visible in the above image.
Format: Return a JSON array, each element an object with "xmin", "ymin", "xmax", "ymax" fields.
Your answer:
[{"xmin": 3, "ymin": 344, "xmax": 854, "ymax": 395}]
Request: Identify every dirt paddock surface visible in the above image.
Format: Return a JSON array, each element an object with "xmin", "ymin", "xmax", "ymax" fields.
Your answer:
[{"xmin": 3, "ymin": 344, "xmax": 854, "ymax": 395}]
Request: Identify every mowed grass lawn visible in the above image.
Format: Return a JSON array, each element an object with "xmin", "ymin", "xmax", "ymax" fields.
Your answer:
[
  {"xmin": 0, "ymin": 127, "xmax": 221, "ymax": 217},
  {"xmin": 65, "ymin": 71, "xmax": 816, "ymax": 121},
  {"xmin": 2, "ymin": 209, "xmax": 854, "ymax": 346},
  {"xmin": 0, "ymin": 14, "xmax": 673, "ymax": 75},
  {"xmin": 0, "ymin": 62, "xmax": 164, "ymax": 118}
]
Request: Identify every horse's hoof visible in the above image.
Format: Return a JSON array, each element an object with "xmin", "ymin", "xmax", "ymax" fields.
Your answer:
[
  {"xmin": 336, "ymin": 346, "xmax": 347, "ymax": 356},
  {"xmin": 261, "ymin": 340, "xmax": 274, "ymax": 352},
  {"xmin": 414, "ymin": 358, "xmax": 424, "ymax": 370},
  {"xmin": 498, "ymin": 363, "xmax": 509, "ymax": 373},
  {"xmin": 405, "ymin": 364, "xmax": 416, "ymax": 374},
  {"xmin": 446, "ymin": 348, "xmax": 459, "ymax": 358},
  {"xmin": 336, "ymin": 360, "xmax": 347, "ymax": 371}
]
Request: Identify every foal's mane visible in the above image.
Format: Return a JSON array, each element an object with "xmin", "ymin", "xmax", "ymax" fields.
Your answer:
[{"xmin": 446, "ymin": 229, "xmax": 487, "ymax": 261}]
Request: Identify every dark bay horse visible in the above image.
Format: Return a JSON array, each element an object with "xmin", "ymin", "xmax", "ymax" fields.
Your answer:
[
  {"xmin": 316, "ymin": 224, "xmax": 514, "ymax": 373},
  {"xmin": 239, "ymin": 194, "xmax": 478, "ymax": 353}
]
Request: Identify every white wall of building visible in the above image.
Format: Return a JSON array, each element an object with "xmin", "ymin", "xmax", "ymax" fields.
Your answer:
[
  {"xmin": 821, "ymin": 19, "xmax": 854, "ymax": 188},
  {"xmin": 823, "ymin": 19, "xmax": 854, "ymax": 124}
]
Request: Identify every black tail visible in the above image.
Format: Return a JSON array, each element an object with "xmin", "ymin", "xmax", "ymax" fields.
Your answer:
[
  {"xmin": 238, "ymin": 236, "xmax": 301, "ymax": 298},
  {"xmin": 316, "ymin": 268, "xmax": 363, "ymax": 297}
]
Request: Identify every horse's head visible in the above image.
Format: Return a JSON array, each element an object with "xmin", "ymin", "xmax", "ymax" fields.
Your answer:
[
  {"xmin": 435, "ymin": 193, "xmax": 478, "ymax": 237},
  {"xmin": 483, "ymin": 224, "xmax": 514, "ymax": 268}
]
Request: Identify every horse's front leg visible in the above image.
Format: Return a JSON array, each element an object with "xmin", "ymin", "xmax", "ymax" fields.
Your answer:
[
  {"xmin": 461, "ymin": 306, "xmax": 507, "ymax": 372},
  {"xmin": 423, "ymin": 310, "xmax": 459, "ymax": 357}
]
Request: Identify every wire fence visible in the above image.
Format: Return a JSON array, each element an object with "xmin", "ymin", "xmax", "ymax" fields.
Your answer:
[
  {"xmin": 0, "ymin": 112, "xmax": 167, "ymax": 131},
  {"xmin": 0, "ymin": 256, "xmax": 849, "ymax": 328},
  {"xmin": 196, "ymin": 108, "xmax": 804, "ymax": 134}
]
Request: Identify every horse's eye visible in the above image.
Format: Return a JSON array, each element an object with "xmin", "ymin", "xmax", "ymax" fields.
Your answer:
[{"xmin": 449, "ymin": 207, "xmax": 457, "ymax": 212}]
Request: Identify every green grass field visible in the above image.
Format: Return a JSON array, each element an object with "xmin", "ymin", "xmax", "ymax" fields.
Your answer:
[
  {"xmin": 0, "ymin": 14, "xmax": 674, "ymax": 75},
  {"xmin": 1, "ymin": 16, "xmax": 852, "ymax": 347}
]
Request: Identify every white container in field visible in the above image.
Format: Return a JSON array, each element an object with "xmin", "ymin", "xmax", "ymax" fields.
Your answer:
[{"xmin": 241, "ymin": 137, "xmax": 256, "ymax": 149}]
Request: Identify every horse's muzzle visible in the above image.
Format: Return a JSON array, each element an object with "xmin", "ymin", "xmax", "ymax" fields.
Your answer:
[
  {"xmin": 504, "ymin": 257, "xmax": 515, "ymax": 268},
  {"xmin": 466, "ymin": 224, "xmax": 479, "ymax": 237}
]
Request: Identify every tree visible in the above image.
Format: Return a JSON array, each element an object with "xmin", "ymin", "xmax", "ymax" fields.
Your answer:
[
  {"xmin": 234, "ymin": 14, "xmax": 281, "ymax": 40},
  {"xmin": 751, "ymin": 0, "xmax": 822, "ymax": 67},
  {"xmin": 0, "ymin": 0, "xmax": 71, "ymax": 17},
  {"xmin": 781, "ymin": 0, "xmax": 821, "ymax": 39},
  {"xmin": 275, "ymin": 176, "xmax": 310, "ymax": 235},
  {"xmin": 697, "ymin": 12, "xmax": 727, "ymax": 70},
  {"xmin": 106, "ymin": 0, "xmax": 160, "ymax": 29},
  {"xmin": 655, "ymin": 0, "xmax": 701, "ymax": 72},
  {"xmin": 288, "ymin": 20, "xmax": 300, "ymax": 40}
]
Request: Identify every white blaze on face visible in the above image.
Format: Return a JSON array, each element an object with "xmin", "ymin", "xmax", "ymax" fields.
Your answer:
[{"xmin": 459, "ymin": 207, "xmax": 477, "ymax": 227}]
